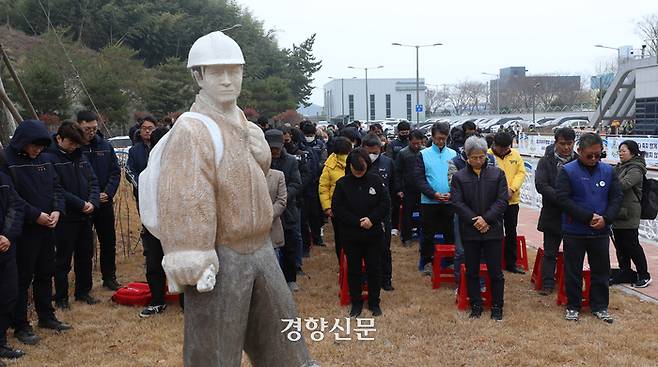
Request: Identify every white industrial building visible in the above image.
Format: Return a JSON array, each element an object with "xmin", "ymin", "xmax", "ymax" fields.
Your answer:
[{"xmin": 323, "ymin": 78, "xmax": 426, "ymax": 122}]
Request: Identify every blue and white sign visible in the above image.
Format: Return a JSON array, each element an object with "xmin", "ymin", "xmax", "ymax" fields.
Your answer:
[{"xmin": 415, "ymin": 104, "xmax": 423, "ymax": 112}]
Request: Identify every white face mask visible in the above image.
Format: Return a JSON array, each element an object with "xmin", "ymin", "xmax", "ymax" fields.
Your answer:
[
  {"xmin": 305, "ymin": 136, "xmax": 315, "ymax": 143},
  {"xmin": 369, "ymin": 153, "xmax": 380, "ymax": 162}
]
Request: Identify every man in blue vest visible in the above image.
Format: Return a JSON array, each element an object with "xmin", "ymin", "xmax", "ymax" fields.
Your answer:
[
  {"xmin": 556, "ymin": 133, "xmax": 622, "ymax": 323},
  {"xmin": 414, "ymin": 122, "xmax": 457, "ymax": 275}
]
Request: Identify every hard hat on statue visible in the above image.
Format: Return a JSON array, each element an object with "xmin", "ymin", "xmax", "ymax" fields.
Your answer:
[{"xmin": 187, "ymin": 31, "xmax": 245, "ymax": 68}]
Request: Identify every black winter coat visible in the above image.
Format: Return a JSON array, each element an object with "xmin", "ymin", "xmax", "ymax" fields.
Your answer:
[
  {"xmin": 0, "ymin": 172, "xmax": 24, "ymax": 259},
  {"xmin": 285, "ymin": 142, "xmax": 311, "ymax": 205},
  {"xmin": 395, "ymin": 146, "xmax": 421, "ymax": 193},
  {"xmin": 386, "ymin": 137, "xmax": 408, "ymax": 162},
  {"xmin": 367, "ymin": 154, "xmax": 398, "ymax": 195},
  {"xmin": 271, "ymin": 150, "xmax": 302, "ymax": 229},
  {"xmin": 2, "ymin": 120, "xmax": 64, "ymax": 224},
  {"xmin": 81, "ymin": 132, "xmax": 120, "ymax": 202},
  {"xmin": 535, "ymin": 150, "xmax": 577, "ymax": 233},
  {"xmin": 46, "ymin": 141, "xmax": 100, "ymax": 222},
  {"xmin": 332, "ymin": 172, "xmax": 391, "ymax": 240},
  {"xmin": 450, "ymin": 164, "xmax": 509, "ymax": 241}
]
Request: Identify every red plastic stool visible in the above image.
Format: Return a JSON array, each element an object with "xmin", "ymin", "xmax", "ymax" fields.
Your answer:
[
  {"xmin": 502, "ymin": 235, "xmax": 529, "ymax": 271},
  {"xmin": 530, "ymin": 248, "xmax": 564, "ymax": 290},
  {"xmin": 112, "ymin": 282, "xmax": 180, "ymax": 306},
  {"xmin": 432, "ymin": 244, "xmax": 456, "ymax": 289},
  {"xmin": 556, "ymin": 266, "xmax": 591, "ymax": 308},
  {"xmin": 339, "ymin": 250, "xmax": 369, "ymax": 306},
  {"xmin": 456, "ymin": 263, "xmax": 492, "ymax": 310}
]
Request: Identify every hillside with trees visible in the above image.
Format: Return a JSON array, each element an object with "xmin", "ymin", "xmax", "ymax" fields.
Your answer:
[{"xmin": 0, "ymin": 0, "xmax": 321, "ymax": 134}]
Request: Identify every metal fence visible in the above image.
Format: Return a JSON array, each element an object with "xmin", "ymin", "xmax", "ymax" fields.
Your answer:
[{"xmin": 520, "ymin": 159, "xmax": 658, "ymax": 242}]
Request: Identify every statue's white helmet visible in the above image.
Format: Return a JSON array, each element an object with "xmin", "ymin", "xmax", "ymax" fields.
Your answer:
[{"xmin": 187, "ymin": 31, "xmax": 245, "ymax": 68}]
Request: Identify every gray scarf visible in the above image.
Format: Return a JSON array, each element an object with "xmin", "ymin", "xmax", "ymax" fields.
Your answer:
[{"xmin": 554, "ymin": 149, "xmax": 575, "ymax": 169}]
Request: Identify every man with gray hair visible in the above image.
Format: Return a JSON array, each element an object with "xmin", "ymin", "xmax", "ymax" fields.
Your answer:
[
  {"xmin": 451, "ymin": 136, "xmax": 508, "ymax": 320},
  {"xmin": 556, "ymin": 132, "xmax": 622, "ymax": 324}
]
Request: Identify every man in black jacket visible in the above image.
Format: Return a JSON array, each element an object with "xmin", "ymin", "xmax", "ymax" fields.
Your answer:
[
  {"xmin": 451, "ymin": 136, "xmax": 509, "ymax": 320},
  {"xmin": 266, "ymin": 129, "xmax": 303, "ymax": 291},
  {"xmin": 78, "ymin": 111, "xmax": 122, "ymax": 290},
  {"xmin": 48, "ymin": 122, "xmax": 101, "ymax": 308},
  {"xmin": 0, "ymin": 172, "xmax": 25, "ymax": 361},
  {"xmin": 395, "ymin": 130, "xmax": 424, "ymax": 246},
  {"xmin": 386, "ymin": 121, "xmax": 410, "ymax": 161},
  {"xmin": 282, "ymin": 127, "xmax": 311, "ymax": 272},
  {"xmin": 126, "ymin": 117, "xmax": 156, "ymax": 194},
  {"xmin": 2, "ymin": 120, "xmax": 71, "ymax": 345},
  {"xmin": 363, "ymin": 133, "xmax": 398, "ymax": 291},
  {"xmin": 535, "ymin": 127, "xmax": 576, "ymax": 295},
  {"xmin": 300, "ymin": 121, "xmax": 327, "ymax": 250}
]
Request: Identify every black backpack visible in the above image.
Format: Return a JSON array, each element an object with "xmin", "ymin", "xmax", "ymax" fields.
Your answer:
[{"xmin": 636, "ymin": 176, "xmax": 658, "ymax": 220}]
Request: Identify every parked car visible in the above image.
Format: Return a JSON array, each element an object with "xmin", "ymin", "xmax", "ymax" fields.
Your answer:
[
  {"xmin": 109, "ymin": 136, "xmax": 132, "ymax": 150},
  {"xmin": 552, "ymin": 119, "xmax": 592, "ymax": 132}
]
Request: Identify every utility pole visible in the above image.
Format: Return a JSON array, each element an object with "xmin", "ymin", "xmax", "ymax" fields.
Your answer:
[
  {"xmin": 392, "ymin": 42, "xmax": 443, "ymax": 127},
  {"xmin": 348, "ymin": 65, "xmax": 384, "ymax": 123}
]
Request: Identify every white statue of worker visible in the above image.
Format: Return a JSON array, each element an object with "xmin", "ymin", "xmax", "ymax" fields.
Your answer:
[{"xmin": 138, "ymin": 31, "xmax": 315, "ymax": 367}]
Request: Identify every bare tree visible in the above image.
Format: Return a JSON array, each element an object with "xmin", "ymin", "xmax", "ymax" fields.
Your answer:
[
  {"xmin": 636, "ymin": 14, "xmax": 658, "ymax": 55},
  {"xmin": 446, "ymin": 82, "xmax": 471, "ymax": 115},
  {"xmin": 425, "ymin": 87, "xmax": 447, "ymax": 115},
  {"xmin": 463, "ymin": 81, "xmax": 487, "ymax": 113}
]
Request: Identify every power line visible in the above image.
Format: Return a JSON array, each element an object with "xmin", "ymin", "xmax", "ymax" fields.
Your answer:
[{"xmin": 36, "ymin": 0, "xmax": 113, "ymax": 138}]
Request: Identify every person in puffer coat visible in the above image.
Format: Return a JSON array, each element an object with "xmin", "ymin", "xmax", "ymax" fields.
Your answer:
[
  {"xmin": 0, "ymin": 170, "xmax": 25, "ymax": 361},
  {"xmin": 611, "ymin": 140, "xmax": 651, "ymax": 288},
  {"xmin": 451, "ymin": 136, "xmax": 509, "ymax": 321},
  {"xmin": 318, "ymin": 137, "xmax": 353, "ymax": 265},
  {"xmin": 78, "ymin": 110, "xmax": 122, "ymax": 290},
  {"xmin": 332, "ymin": 148, "xmax": 390, "ymax": 318},
  {"xmin": 2, "ymin": 120, "xmax": 70, "ymax": 345},
  {"xmin": 47, "ymin": 121, "xmax": 100, "ymax": 308}
]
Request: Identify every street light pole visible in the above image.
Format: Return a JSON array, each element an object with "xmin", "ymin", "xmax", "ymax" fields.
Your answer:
[
  {"xmin": 341, "ymin": 78, "xmax": 345, "ymax": 116},
  {"xmin": 392, "ymin": 42, "xmax": 443, "ymax": 128},
  {"xmin": 595, "ymin": 44, "xmax": 622, "ymax": 69},
  {"xmin": 532, "ymin": 82, "xmax": 540, "ymax": 124},
  {"xmin": 329, "ymin": 76, "xmax": 357, "ymax": 118},
  {"xmin": 348, "ymin": 66, "xmax": 383, "ymax": 123},
  {"xmin": 415, "ymin": 46, "xmax": 420, "ymax": 126}
]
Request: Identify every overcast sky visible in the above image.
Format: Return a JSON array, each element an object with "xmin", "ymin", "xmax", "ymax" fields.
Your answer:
[{"xmin": 238, "ymin": 0, "xmax": 656, "ymax": 106}]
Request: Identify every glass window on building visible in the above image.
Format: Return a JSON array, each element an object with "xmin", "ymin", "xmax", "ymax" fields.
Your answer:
[
  {"xmin": 406, "ymin": 94, "xmax": 412, "ymax": 121},
  {"xmin": 370, "ymin": 94, "xmax": 375, "ymax": 121},
  {"xmin": 348, "ymin": 94, "xmax": 355, "ymax": 121},
  {"xmin": 635, "ymin": 97, "xmax": 658, "ymax": 135},
  {"xmin": 386, "ymin": 94, "xmax": 391, "ymax": 118}
]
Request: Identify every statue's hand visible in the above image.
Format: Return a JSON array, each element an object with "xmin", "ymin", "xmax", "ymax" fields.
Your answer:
[
  {"xmin": 247, "ymin": 124, "xmax": 271, "ymax": 172},
  {"xmin": 162, "ymin": 250, "xmax": 219, "ymax": 294}
]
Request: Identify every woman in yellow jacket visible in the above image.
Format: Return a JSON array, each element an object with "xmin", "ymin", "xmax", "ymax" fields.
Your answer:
[
  {"xmin": 489, "ymin": 132, "xmax": 527, "ymax": 274},
  {"xmin": 319, "ymin": 137, "xmax": 353, "ymax": 264}
]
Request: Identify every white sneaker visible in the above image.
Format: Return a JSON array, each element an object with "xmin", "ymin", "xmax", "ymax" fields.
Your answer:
[
  {"xmin": 423, "ymin": 263, "xmax": 433, "ymax": 276},
  {"xmin": 564, "ymin": 309, "xmax": 579, "ymax": 321},
  {"xmin": 632, "ymin": 277, "xmax": 652, "ymax": 288},
  {"xmin": 287, "ymin": 282, "xmax": 300, "ymax": 292},
  {"xmin": 592, "ymin": 310, "xmax": 613, "ymax": 324},
  {"xmin": 391, "ymin": 229, "xmax": 399, "ymax": 236}
]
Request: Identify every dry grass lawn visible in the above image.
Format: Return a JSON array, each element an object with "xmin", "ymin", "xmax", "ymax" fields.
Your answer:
[{"xmin": 8, "ymin": 184, "xmax": 658, "ymax": 366}]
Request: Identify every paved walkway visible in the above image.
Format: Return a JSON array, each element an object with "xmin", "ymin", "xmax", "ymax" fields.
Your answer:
[{"xmin": 518, "ymin": 205, "xmax": 658, "ymax": 301}]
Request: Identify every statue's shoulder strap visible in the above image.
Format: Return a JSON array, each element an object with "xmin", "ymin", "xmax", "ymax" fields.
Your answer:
[{"xmin": 178, "ymin": 111, "xmax": 224, "ymax": 166}]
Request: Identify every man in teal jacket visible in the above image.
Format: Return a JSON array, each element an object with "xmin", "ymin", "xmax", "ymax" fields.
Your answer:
[{"xmin": 414, "ymin": 122, "xmax": 457, "ymax": 275}]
